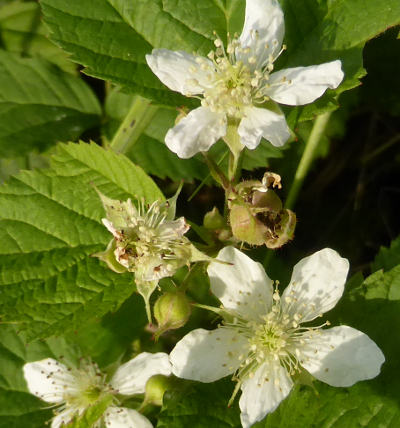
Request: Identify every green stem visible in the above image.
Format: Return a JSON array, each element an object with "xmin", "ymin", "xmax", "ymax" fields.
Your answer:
[
  {"xmin": 109, "ymin": 96, "xmax": 159, "ymax": 154},
  {"xmin": 202, "ymin": 153, "xmax": 230, "ymax": 189},
  {"xmin": 223, "ymin": 122, "xmax": 243, "ymax": 182},
  {"xmin": 285, "ymin": 112, "xmax": 332, "ymax": 210}
]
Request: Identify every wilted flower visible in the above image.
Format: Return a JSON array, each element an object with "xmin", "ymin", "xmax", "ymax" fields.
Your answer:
[
  {"xmin": 170, "ymin": 247, "xmax": 384, "ymax": 428},
  {"xmin": 146, "ymin": 0, "xmax": 344, "ymax": 158},
  {"xmin": 94, "ymin": 188, "xmax": 208, "ymax": 321},
  {"xmin": 23, "ymin": 353, "xmax": 171, "ymax": 428},
  {"xmin": 229, "ymin": 172, "xmax": 296, "ymax": 247}
]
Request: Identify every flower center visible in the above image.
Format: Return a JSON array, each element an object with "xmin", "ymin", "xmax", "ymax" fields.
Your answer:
[
  {"xmin": 64, "ymin": 361, "xmax": 110, "ymax": 409},
  {"xmin": 224, "ymin": 286, "xmax": 330, "ymax": 388},
  {"xmin": 112, "ymin": 199, "xmax": 189, "ymax": 275},
  {"xmin": 189, "ymin": 32, "xmax": 287, "ymax": 119}
]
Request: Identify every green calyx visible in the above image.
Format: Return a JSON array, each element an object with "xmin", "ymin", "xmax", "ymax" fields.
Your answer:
[{"xmin": 154, "ymin": 291, "xmax": 191, "ymax": 339}]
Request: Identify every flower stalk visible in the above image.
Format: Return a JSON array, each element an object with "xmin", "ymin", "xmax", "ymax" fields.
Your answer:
[
  {"xmin": 109, "ymin": 95, "xmax": 159, "ymax": 154},
  {"xmin": 285, "ymin": 111, "xmax": 332, "ymax": 210}
]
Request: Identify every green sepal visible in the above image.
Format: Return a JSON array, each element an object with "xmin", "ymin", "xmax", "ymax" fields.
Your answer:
[
  {"xmin": 69, "ymin": 394, "xmax": 114, "ymax": 428},
  {"xmin": 92, "ymin": 239, "xmax": 128, "ymax": 274}
]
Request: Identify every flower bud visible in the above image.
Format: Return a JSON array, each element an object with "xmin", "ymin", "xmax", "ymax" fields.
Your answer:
[
  {"xmin": 143, "ymin": 375, "xmax": 174, "ymax": 407},
  {"xmin": 203, "ymin": 207, "xmax": 225, "ymax": 230},
  {"xmin": 154, "ymin": 292, "xmax": 191, "ymax": 338}
]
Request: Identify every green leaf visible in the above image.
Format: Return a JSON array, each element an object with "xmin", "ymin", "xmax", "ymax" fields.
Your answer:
[
  {"xmin": 158, "ymin": 379, "xmax": 241, "ymax": 428},
  {"xmin": 264, "ymin": 382, "xmax": 399, "ymax": 428},
  {"xmin": 40, "ymin": 0, "xmax": 243, "ymax": 107},
  {"xmin": 40, "ymin": 0, "xmax": 192, "ymax": 107},
  {"xmin": 372, "ymin": 235, "xmax": 400, "ymax": 273},
  {"xmin": 280, "ymin": 0, "xmax": 400, "ymax": 122},
  {"xmin": 0, "ymin": 50, "xmax": 101, "ymax": 158},
  {"xmin": 0, "ymin": 1, "xmax": 76, "ymax": 73},
  {"xmin": 0, "ymin": 142, "xmax": 163, "ymax": 340}
]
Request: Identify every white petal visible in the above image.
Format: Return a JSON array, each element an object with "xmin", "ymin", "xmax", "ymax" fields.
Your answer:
[
  {"xmin": 238, "ymin": 106, "xmax": 290, "ymax": 149},
  {"xmin": 239, "ymin": 360, "xmax": 293, "ymax": 428},
  {"xmin": 104, "ymin": 407, "xmax": 153, "ymax": 428},
  {"xmin": 208, "ymin": 246, "xmax": 273, "ymax": 320},
  {"xmin": 110, "ymin": 352, "xmax": 171, "ymax": 395},
  {"xmin": 281, "ymin": 248, "xmax": 349, "ymax": 322},
  {"xmin": 267, "ymin": 60, "xmax": 344, "ymax": 105},
  {"xmin": 51, "ymin": 408, "xmax": 77, "ymax": 428},
  {"xmin": 300, "ymin": 326, "xmax": 385, "ymax": 387},
  {"xmin": 23, "ymin": 358, "xmax": 75, "ymax": 403},
  {"xmin": 170, "ymin": 328, "xmax": 247, "ymax": 382},
  {"xmin": 238, "ymin": 0, "xmax": 285, "ymax": 69},
  {"xmin": 165, "ymin": 107, "xmax": 226, "ymax": 158},
  {"xmin": 146, "ymin": 49, "xmax": 212, "ymax": 95}
]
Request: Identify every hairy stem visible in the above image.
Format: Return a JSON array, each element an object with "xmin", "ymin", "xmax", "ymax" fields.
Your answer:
[
  {"xmin": 285, "ymin": 112, "xmax": 332, "ymax": 210},
  {"xmin": 109, "ymin": 96, "xmax": 159, "ymax": 154}
]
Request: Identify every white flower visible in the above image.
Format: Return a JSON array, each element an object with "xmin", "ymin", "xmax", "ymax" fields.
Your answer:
[
  {"xmin": 146, "ymin": 0, "xmax": 344, "ymax": 158},
  {"xmin": 23, "ymin": 352, "xmax": 172, "ymax": 428},
  {"xmin": 170, "ymin": 247, "xmax": 385, "ymax": 428}
]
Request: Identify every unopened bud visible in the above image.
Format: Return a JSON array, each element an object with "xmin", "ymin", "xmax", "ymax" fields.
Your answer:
[
  {"xmin": 144, "ymin": 375, "xmax": 174, "ymax": 407},
  {"xmin": 203, "ymin": 207, "xmax": 225, "ymax": 230},
  {"xmin": 154, "ymin": 292, "xmax": 191, "ymax": 338}
]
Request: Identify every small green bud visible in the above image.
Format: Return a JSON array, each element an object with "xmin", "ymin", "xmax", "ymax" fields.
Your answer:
[
  {"xmin": 143, "ymin": 375, "xmax": 174, "ymax": 407},
  {"xmin": 154, "ymin": 292, "xmax": 191, "ymax": 338},
  {"xmin": 203, "ymin": 207, "xmax": 225, "ymax": 230}
]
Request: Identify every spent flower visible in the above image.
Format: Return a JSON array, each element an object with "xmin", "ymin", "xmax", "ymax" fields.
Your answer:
[
  {"xmin": 23, "ymin": 353, "xmax": 171, "ymax": 428},
  {"xmin": 170, "ymin": 247, "xmax": 384, "ymax": 427},
  {"xmin": 146, "ymin": 0, "xmax": 344, "ymax": 158},
  {"xmin": 94, "ymin": 188, "xmax": 208, "ymax": 321},
  {"xmin": 229, "ymin": 172, "xmax": 296, "ymax": 247}
]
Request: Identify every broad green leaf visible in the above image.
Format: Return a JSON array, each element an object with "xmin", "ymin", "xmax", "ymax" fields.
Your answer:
[
  {"xmin": 372, "ymin": 235, "xmax": 400, "ymax": 273},
  {"xmin": 0, "ymin": 1, "xmax": 76, "ymax": 73},
  {"xmin": 158, "ymin": 380, "xmax": 241, "ymax": 428},
  {"xmin": 40, "ymin": 0, "xmax": 243, "ymax": 107},
  {"xmin": 40, "ymin": 0, "xmax": 193, "ymax": 107},
  {"xmin": 64, "ymin": 294, "xmax": 147, "ymax": 368},
  {"xmin": 0, "ymin": 50, "xmax": 101, "ymax": 158},
  {"xmin": 280, "ymin": 0, "xmax": 400, "ymax": 122},
  {"xmin": 264, "ymin": 382, "xmax": 399, "ymax": 428},
  {"xmin": 0, "ymin": 142, "xmax": 163, "ymax": 340}
]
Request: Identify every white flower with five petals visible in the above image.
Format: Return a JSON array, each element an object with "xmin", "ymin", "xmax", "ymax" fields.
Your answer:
[
  {"xmin": 146, "ymin": 0, "xmax": 344, "ymax": 158},
  {"xmin": 170, "ymin": 247, "xmax": 384, "ymax": 428},
  {"xmin": 23, "ymin": 353, "xmax": 171, "ymax": 428}
]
